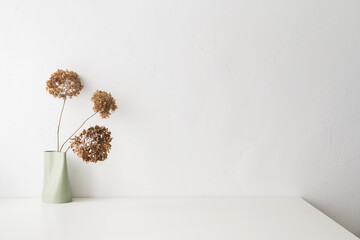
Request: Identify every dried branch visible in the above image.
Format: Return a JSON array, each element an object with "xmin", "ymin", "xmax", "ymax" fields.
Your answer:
[
  {"xmin": 57, "ymin": 99, "xmax": 66, "ymax": 151},
  {"xmin": 60, "ymin": 112, "xmax": 97, "ymax": 152}
]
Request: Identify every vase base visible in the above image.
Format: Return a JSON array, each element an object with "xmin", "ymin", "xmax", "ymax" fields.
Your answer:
[{"xmin": 42, "ymin": 198, "xmax": 72, "ymax": 204}]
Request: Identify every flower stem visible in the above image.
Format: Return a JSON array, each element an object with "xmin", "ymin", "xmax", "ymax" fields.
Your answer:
[
  {"xmin": 60, "ymin": 112, "xmax": 97, "ymax": 152},
  {"xmin": 65, "ymin": 145, "xmax": 71, "ymax": 153},
  {"xmin": 57, "ymin": 99, "xmax": 66, "ymax": 152}
]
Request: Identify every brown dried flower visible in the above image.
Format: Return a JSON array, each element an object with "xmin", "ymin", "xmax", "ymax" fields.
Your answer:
[
  {"xmin": 46, "ymin": 69, "xmax": 83, "ymax": 99},
  {"xmin": 91, "ymin": 90, "xmax": 118, "ymax": 118},
  {"xmin": 70, "ymin": 125, "xmax": 112, "ymax": 163}
]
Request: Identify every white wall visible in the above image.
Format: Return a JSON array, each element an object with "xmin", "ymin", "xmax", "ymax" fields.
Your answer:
[{"xmin": 0, "ymin": 0, "xmax": 359, "ymax": 236}]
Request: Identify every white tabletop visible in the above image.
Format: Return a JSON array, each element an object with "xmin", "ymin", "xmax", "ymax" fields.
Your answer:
[{"xmin": 0, "ymin": 197, "xmax": 357, "ymax": 240}]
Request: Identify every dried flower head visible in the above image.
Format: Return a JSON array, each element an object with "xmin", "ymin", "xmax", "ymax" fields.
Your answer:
[
  {"xmin": 91, "ymin": 90, "xmax": 118, "ymax": 118},
  {"xmin": 46, "ymin": 69, "xmax": 83, "ymax": 99},
  {"xmin": 70, "ymin": 125, "xmax": 112, "ymax": 163}
]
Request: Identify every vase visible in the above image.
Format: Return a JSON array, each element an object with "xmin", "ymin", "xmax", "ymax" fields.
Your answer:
[{"xmin": 42, "ymin": 151, "xmax": 72, "ymax": 203}]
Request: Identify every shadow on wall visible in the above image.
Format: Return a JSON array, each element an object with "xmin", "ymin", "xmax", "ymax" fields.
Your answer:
[{"xmin": 303, "ymin": 197, "xmax": 360, "ymax": 238}]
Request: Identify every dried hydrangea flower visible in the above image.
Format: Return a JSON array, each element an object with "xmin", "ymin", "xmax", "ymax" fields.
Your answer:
[
  {"xmin": 70, "ymin": 125, "xmax": 112, "ymax": 163},
  {"xmin": 46, "ymin": 69, "xmax": 83, "ymax": 99},
  {"xmin": 91, "ymin": 90, "xmax": 118, "ymax": 118}
]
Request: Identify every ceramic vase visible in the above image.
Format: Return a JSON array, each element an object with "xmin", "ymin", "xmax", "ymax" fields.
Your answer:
[{"xmin": 42, "ymin": 151, "xmax": 72, "ymax": 203}]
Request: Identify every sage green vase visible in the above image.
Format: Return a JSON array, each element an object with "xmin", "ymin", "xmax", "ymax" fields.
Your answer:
[{"xmin": 42, "ymin": 151, "xmax": 72, "ymax": 204}]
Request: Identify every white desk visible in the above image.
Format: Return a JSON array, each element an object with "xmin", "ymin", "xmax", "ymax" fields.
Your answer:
[{"xmin": 0, "ymin": 197, "xmax": 357, "ymax": 240}]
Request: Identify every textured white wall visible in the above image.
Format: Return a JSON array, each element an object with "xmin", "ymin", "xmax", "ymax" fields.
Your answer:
[{"xmin": 0, "ymin": 0, "xmax": 359, "ymax": 236}]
